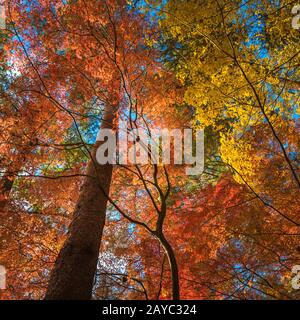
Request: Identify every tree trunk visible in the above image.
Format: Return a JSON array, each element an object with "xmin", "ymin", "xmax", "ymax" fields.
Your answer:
[
  {"xmin": 0, "ymin": 150, "xmax": 31, "ymax": 212},
  {"xmin": 0, "ymin": 157, "xmax": 24, "ymax": 212},
  {"xmin": 0, "ymin": 168, "xmax": 18, "ymax": 254},
  {"xmin": 158, "ymin": 233, "xmax": 180, "ymax": 300},
  {"xmin": 45, "ymin": 103, "xmax": 117, "ymax": 300},
  {"xmin": 0, "ymin": 170, "xmax": 15, "ymax": 212}
]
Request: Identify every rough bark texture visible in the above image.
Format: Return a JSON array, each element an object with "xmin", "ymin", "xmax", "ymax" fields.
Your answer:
[{"xmin": 45, "ymin": 104, "xmax": 117, "ymax": 300}]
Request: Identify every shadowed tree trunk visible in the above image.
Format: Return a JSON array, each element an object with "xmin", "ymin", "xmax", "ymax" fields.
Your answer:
[
  {"xmin": 0, "ymin": 159, "xmax": 25, "ymax": 261},
  {"xmin": 0, "ymin": 157, "xmax": 24, "ymax": 212},
  {"xmin": 0, "ymin": 167, "xmax": 18, "ymax": 255},
  {"xmin": 0, "ymin": 170, "xmax": 16, "ymax": 212},
  {"xmin": 45, "ymin": 103, "xmax": 117, "ymax": 300},
  {"xmin": 158, "ymin": 233, "xmax": 180, "ymax": 300},
  {"xmin": 153, "ymin": 200, "xmax": 180, "ymax": 300}
]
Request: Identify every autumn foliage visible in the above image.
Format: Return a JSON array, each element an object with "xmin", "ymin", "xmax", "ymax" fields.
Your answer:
[{"xmin": 0, "ymin": 0, "xmax": 299, "ymax": 300}]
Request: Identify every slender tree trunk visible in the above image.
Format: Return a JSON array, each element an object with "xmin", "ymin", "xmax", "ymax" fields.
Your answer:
[
  {"xmin": 0, "ymin": 156, "xmax": 25, "ymax": 212},
  {"xmin": 0, "ymin": 161, "xmax": 24, "ymax": 259},
  {"xmin": 0, "ymin": 169, "xmax": 17, "ymax": 254},
  {"xmin": 45, "ymin": 103, "xmax": 117, "ymax": 300},
  {"xmin": 158, "ymin": 233, "xmax": 180, "ymax": 300},
  {"xmin": 0, "ymin": 170, "xmax": 15, "ymax": 212}
]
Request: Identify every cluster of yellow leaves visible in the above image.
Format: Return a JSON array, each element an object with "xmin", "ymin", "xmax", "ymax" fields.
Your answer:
[
  {"xmin": 220, "ymin": 133, "xmax": 260, "ymax": 183},
  {"xmin": 162, "ymin": 0, "xmax": 299, "ymax": 188}
]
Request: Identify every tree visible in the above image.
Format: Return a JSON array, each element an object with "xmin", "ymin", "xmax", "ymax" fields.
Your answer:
[{"xmin": 1, "ymin": 0, "xmax": 299, "ymax": 301}]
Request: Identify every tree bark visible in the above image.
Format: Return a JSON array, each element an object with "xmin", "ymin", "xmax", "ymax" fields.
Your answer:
[
  {"xmin": 158, "ymin": 233, "xmax": 180, "ymax": 300},
  {"xmin": 0, "ymin": 170, "xmax": 15, "ymax": 212},
  {"xmin": 45, "ymin": 103, "xmax": 117, "ymax": 300},
  {"xmin": 0, "ymin": 155, "xmax": 26, "ymax": 212}
]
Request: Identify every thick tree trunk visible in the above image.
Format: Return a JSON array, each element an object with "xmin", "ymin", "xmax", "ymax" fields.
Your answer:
[
  {"xmin": 158, "ymin": 233, "xmax": 180, "ymax": 300},
  {"xmin": 45, "ymin": 103, "xmax": 117, "ymax": 300}
]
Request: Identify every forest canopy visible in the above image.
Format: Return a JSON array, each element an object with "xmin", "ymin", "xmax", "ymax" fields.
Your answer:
[{"xmin": 0, "ymin": 0, "xmax": 299, "ymax": 300}]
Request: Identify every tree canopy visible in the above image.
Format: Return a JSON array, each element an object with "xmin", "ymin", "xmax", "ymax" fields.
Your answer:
[{"xmin": 0, "ymin": 0, "xmax": 299, "ymax": 300}]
